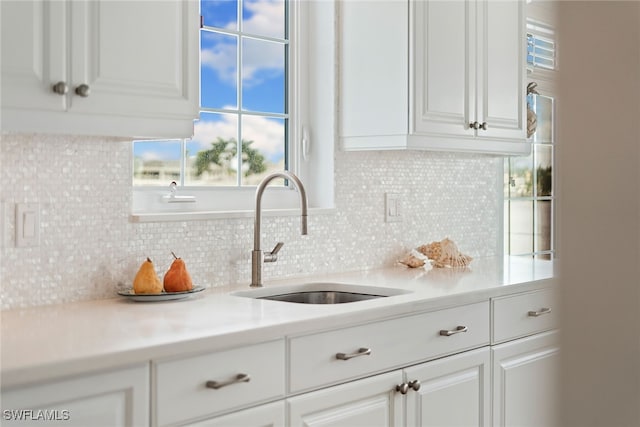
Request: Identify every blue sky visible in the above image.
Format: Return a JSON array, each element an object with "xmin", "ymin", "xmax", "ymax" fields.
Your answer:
[{"xmin": 134, "ymin": 0, "xmax": 286, "ymax": 165}]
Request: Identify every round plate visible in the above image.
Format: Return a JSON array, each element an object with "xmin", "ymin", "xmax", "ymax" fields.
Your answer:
[{"xmin": 117, "ymin": 286, "xmax": 205, "ymax": 302}]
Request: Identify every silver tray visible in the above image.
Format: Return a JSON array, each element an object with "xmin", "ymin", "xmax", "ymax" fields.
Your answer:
[{"xmin": 117, "ymin": 286, "xmax": 205, "ymax": 302}]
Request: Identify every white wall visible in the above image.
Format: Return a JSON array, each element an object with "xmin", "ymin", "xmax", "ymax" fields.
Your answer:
[
  {"xmin": 558, "ymin": 2, "xmax": 640, "ymax": 425},
  {"xmin": 0, "ymin": 134, "xmax": 501, "ymax": 309}
]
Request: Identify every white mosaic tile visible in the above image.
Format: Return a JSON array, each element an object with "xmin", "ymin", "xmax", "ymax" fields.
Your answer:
[{"xmin": 1, "ymin": 133, "xmax": 501, "ymax": 310}]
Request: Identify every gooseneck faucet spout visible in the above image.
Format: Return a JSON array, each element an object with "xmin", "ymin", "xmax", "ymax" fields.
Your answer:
[{"xmin": 251, "ymin": 171, "xmax": 308, "ymax": 287}]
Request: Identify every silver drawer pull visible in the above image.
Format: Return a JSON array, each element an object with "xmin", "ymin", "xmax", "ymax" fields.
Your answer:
[
  {"xmin": 439, "ymin": 325, "xmax": 468, "ymax": 336},
  {"xmin": 336, "ymin": 347, "xmax": 372, "ymax": 361},
  {"xmin": 528, "ymin": 307, "xmax": 552, "ymax": 317},
  {"xmin": 205, "ymin": 373, "xmax": 251, "ymax": 390}
]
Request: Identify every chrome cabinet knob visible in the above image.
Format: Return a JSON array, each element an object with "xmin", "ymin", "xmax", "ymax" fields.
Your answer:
[
  {"xmin": 75, "ymin": 84, "xmax": 90, "ymax": 97},
  {"xmin": 469, "ymin": 121, "xmax": 479, "ymax": 130},
  {"xmin": 409, "ymin": 379, "xmax": 421, "ymax": 391},
  {"xmin": 52, "ymin": 81, "xmax": 68, "ymax": 95},
  {"xmin": 480, "ymin": 122, "xmax": 488, "ymax": 130},
  {"xmin": 396, "ymin": 382, "xmax": 409, "ymax": 394}
]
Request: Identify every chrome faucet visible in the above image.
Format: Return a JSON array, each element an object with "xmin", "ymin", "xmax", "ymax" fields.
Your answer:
[{"xmin": 251, "ymin": 171, "xmax": 308, "ymax": 287}]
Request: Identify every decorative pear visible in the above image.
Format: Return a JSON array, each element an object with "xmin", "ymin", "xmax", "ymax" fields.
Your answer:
[
  {"xmin": 132, "ymin": 257, "xmax": 163, "ymax": 294},
  {"xmin": 163, "ymin": 252, "xmax": 193, "ymax": 293}
]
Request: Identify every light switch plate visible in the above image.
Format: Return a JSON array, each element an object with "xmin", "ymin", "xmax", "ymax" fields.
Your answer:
[
  {"xmin": 16, "ymin": 203, "xmax": 40, "ymax": 247},
  {"xmin": 385, "ymin": 192, "xmax": 402, "ymax": 223}
]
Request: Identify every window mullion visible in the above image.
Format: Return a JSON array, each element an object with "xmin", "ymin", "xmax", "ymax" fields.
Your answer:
[{"xmin": 181, "ymin": 139, "xmax": 187, "ymax": 186}]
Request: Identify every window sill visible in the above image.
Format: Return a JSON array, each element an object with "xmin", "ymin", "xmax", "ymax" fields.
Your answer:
[{"xmin": 130, "ymin": 207, "xmax": 336, "ymax": 223}]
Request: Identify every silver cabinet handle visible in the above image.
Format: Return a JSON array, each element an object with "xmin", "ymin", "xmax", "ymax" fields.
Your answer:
[
  {"xmin": 336, "ymin": 347, "xmax": 372, "ymax": 361},
  {"xmin": 439, "ymin": 325, "xmax": 468, "ymax": 336},
  {"xmin": 205, "ymin": 373, "xmax": 251, "ymax": 390},
  {"xmin": 528, "ymin": 307, "xmax": 552, "ymax": 317},
  {"xmin": 396, "ymin": 382, "xmax": 409, "ymax": 394},
  {"xmin": 469, "ymin": 121, "xmax": 479, "ymax": 130},
  {"xmin": 52, "ymin": 81, "xmax": 68, "ymax": 95},
  {"xmin": 75, "ymin": 84, "xmax": 90, "ymax": 97},
  {"xmin": 396, "ymin": 379, "xmax": 421, "ymax": 394},
  {"xmin": 480, "ymin": 122, "xmax": 488, "ymax": 130}
]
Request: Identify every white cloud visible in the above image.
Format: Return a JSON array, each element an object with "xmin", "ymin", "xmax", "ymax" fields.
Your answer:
[
  {"xmin": 201, "ymin": 0, "xmax": 285, "ymax": 87},
  {"xmin": 243, "ymin": 0, "xmax": 284, "ymax": 38},
  {"xmin": 191, "ymin": 113, "xmax": 284, "ymax": 162}
]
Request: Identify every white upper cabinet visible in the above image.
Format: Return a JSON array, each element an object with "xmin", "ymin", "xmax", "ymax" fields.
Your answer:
[
  {"xmin": 340, "ymin": 0, "xmax": 528, "ymax": 155},
  {"xmin": 1, "ymin": 0, "xmax": 199, "ymax": 139}
]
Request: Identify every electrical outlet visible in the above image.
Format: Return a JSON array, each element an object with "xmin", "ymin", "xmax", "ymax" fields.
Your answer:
[{"xmin": 385, "ymin": 193, "xmax": 402, "ymax": 223}]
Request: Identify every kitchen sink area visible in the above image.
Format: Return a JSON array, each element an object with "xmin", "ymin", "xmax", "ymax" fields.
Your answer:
[{"xmin": 233, "ymin": 282, "xmax": 412, "ymax": 304}]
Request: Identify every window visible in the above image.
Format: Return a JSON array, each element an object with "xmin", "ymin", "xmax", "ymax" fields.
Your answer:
[
  {"xmin": 504, "ymin": 4, "xmax": 557, "ymax": 259},
  {"xmin": 132, "ymin": 0, "xmax": 335, "ymax": 219}
]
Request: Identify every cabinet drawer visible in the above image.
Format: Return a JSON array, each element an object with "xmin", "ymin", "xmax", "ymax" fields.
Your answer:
[
  {"xmin": 154, "ymin": 339, "xmax": 285, "ymax": 426},
  {"xmin": 492, "ymin": 289, "xmax": 558, "ymax": 343},
  {"xmin": 289, "ymin": 301, "xmax": 489, "ymax": 392}
]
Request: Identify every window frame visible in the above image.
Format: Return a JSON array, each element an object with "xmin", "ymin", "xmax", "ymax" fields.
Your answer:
[
  {"xmin": 504, "ymin": 2, "xmax": 557, "ymax": 259},
  {"xmin": 131, "ymin": 0, "xmax": 335, "ymax": 221}
]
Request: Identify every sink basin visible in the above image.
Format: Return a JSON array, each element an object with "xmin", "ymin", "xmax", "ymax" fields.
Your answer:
[
  {"xmin": 259, "ymin": 290, "xmax": 385, "ymax": 304},
  {"xmin": 233, "ymin": 282, "xmax": 410, "ymax": 304}
]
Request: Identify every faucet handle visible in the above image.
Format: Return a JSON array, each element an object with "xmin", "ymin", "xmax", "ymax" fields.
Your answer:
[
  {"xmin": 271, "ymin": 242, "xmax": 284, "ymax": 255},
  {"xmin": 264, "ymin": 242, "xmax": 284, "ymax": 263}
]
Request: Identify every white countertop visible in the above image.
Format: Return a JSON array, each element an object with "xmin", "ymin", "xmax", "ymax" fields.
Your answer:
[{"xmin": 1, "ymin": 256, "xmax": 555, "ymax": 389}]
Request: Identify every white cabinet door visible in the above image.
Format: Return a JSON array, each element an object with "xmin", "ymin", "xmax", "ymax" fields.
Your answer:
[
  {"xmin": 492, "ymin": 330, "xmax": 560, "ymax": 427},
  {"xmin": 184, "ymin": 401, "xmax": 285, "ymax": 427},
  {"xmin": 338, "ymin": 0, "xmax": 409, "ymax": 150},
  {"xmin": 1, "ymin": 0, "xmax": 199, "ymax": 138},
  {"xmin": 412, "ymin": 0, "xmax": 475, "ymax": 138},
  {"xmin": 404, "ymin": 347, "xmax": 491, "ymax": 427},
  {"xmin": 68, "ymin": 0, "xmax": 198, "ymax": 121},
  {"xmin": 1, "ymin": 364, "xmax": 149, "ymax": 427},
  {"xmin": 288, "ymin": 371, "xmax": 404, "ymax": 427},
  {"xmin": 412, "ymin": 0, "xmax": 526, "ymax": 151},
  {"xmin": 477, "ymin": 0, "xmax": 526, "ymax": 142},
  {"xmin": 0, "ymin": 0, "xmax": 67, "ymax": 112}
]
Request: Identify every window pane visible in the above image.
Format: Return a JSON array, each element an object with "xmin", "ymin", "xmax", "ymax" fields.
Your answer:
[
  {"xmin": 242, "ymin": 38, "xmax": 285, "ymax": 113},
  {"xmin": 241, "ymin": 116, "xmax": 285, "ymax": 185},
  {"xmin": 133, "ymin": 140, "xmax": 182, "ymax": 186},
  {"xmin": 536, "ymin": 145, "xmax": 553, "ymax": 197},
  {"xmin": 533, "ymin": 94, "xmax": 554, "ymax": 143},
  {"xmin": 202, "ymin": 0, "xmax": 238, "ymax": 29},
  {"xmin": 508, "ymin": 153, "xmax": 534, "ymax": 198},
  {"xmin": 503, "ymin": 159, "xmax": 511, "ymax": 198},
  {"xmin": 186, "ymin": 112, "xmax": 239, "ymax": 186},
  {"xmin": 535, "ymin": 200, "xmax": 552, "ymax": 252},
  {"xmin": 242, "ymin": 0, "xmax": 285, "ymax": 38},
  {"xmin": 201, "ymin": 31, "xmax": 238, "ymax": 109},
  {"xmin": 509, "ymin": 200, "xmax": 534, "ymax": 255}
]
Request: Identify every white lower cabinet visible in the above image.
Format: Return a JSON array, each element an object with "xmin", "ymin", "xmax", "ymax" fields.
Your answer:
[
  {"xmin": 153, "ymin": 339, "xmax": 285, "ymax": 427},
  {"xmin": 288, "ymin": 347, "xmax": 490, "ymax": 427},
  {"xmin": 1, "ymin": 364, "xmax": 149, "ymax": 427},
  {"xmin": 492, "ymin": 330, "xmax": 560, "ymax": 427},
  {"xmin": 183, "ymin": 401, "xmax": 285, "ymax": 427},
  {"xmin": 288, "ymin": 371, "xmax": 404, "ymax": 427},
  {"xmin": 1, "ymin": 288, "xmax": 559, "ymax": 427},
  {"xmin": 405, "ymin": 348, "xmax": 491, "ymax": 427}
]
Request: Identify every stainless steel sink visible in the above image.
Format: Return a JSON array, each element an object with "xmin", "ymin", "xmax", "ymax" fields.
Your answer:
[
  {"xmin": 232, "ymin": 282, "xmax": 411, "ymax": 304},
  {"xmin": 259, "ymin": 290, "xmax": 385, "ymax": 304}
]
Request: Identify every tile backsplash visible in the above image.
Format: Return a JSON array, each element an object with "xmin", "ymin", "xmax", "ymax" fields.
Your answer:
[{"xmin": 1, "ymin": 133, "xmax": 501, "ymax": 310}]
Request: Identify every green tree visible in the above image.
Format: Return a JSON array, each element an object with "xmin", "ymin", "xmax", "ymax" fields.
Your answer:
[{"xmin": 194, "ymin": 138, "xmax": 267, "ymax": 177}]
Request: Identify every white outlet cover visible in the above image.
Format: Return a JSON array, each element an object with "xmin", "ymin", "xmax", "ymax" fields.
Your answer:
[
  {"xmin": 385, "ymin": 192, "xmax": 402, "ymax": 223},
  {"xmin": 15, "ymin": 203, "xmax": 40, "ymax": 247}
]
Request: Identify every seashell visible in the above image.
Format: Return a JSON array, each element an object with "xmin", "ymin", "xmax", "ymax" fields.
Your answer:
[{"xmin": 412, "ymin": 238, "xmax": 472, "ymax": 269}]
